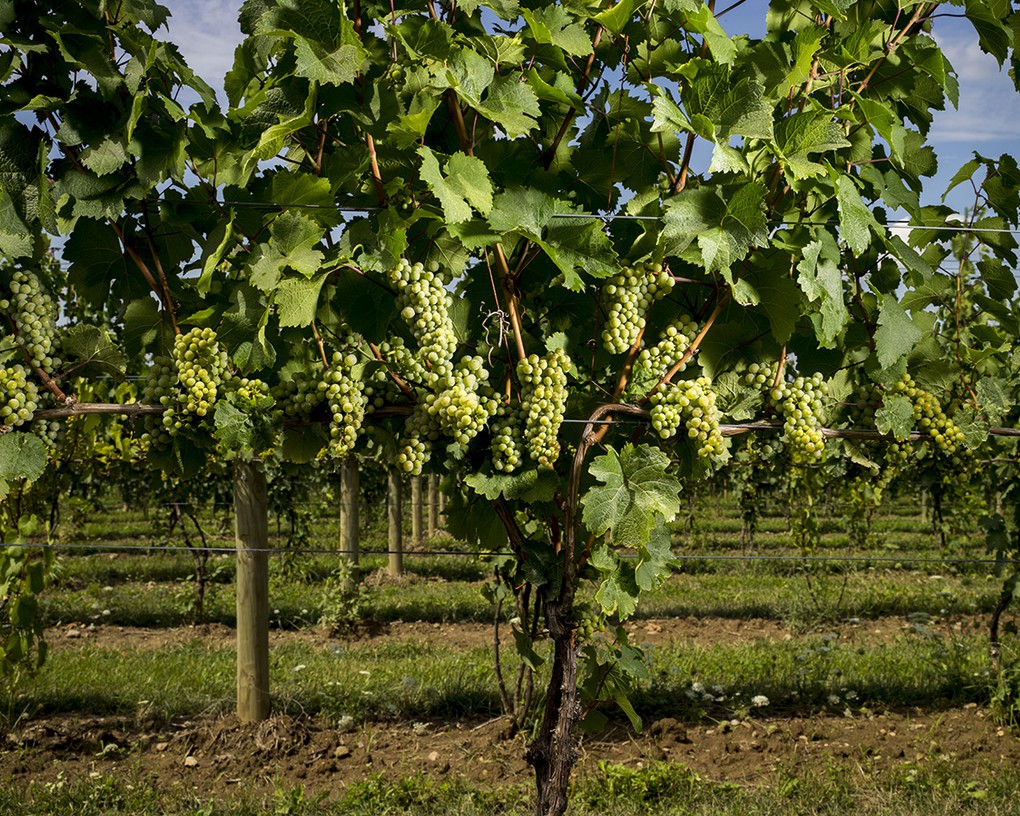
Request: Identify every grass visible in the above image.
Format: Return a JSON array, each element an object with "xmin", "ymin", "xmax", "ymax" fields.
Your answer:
[{"xmin": 4, "ymin": 759, "xmax": 1020, "ymax": 815}]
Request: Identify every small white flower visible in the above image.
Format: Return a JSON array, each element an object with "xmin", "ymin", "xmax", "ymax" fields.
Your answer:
[
  {"xmin": 828, "ymin": 694, "xmax": 841, "ymax": 706},
  {"xmin": 845, "ymin": 690, "xmax": 858, "ymax": 701},
  {"xmin": 751, "ymin": 695, "xmax": 770, "ymax": 708},
  {"xmin": 691, "ymin": 681, "xmax": 705, "ymax": 694}
]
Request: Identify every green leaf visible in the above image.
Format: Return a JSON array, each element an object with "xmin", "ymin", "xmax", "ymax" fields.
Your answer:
[
  {"xmin": 488, "ymin": 188, "xmax": 562, "ymax": 236},
  {"xmin": 123, "ymin": 297, "xmax": 165, "ymax": 357},
  {"xmin": 797, "ymin": 232, "xmax": 850, "ymax": 348},
  {"xmin": 634, "ymin": 521, "xmax": 675, "ymax": 593},
  {"xmin": 59, "ymin": 325, "xmax": 128, "ymax": 378},
  {"xmin": 80, "ymin": 137, "xmax": 129, "ymax": 177},
  {"xmin": 465, "ymin": 469, "xmax": 558, "ymax": 503},
  {"xmin": 522, "ymin": 7, "xmax": 592, "ymax": 57},
  {"xmin": 535, "ymin": 219, "xmax": 619, "ymax": 291},
  {"xmin": 976, "ymin": 377, "xmax": 1010, "ymax": 419},
  {"xmin": 590, "ymin": 545, "xmax": 639, "ymax": 619},
  {"xmin": 581, "ymin": 444, "xmax": 681, "ymax": 549},
  {"xmin": 683, "ymin": 4, "xmax": 736, "ymax": 65},
  {"xmin": 836, "ymin": 175, "xmax": 877, "ymax": 255},
  {"xmin": 476, "ymin": 75, "xmax": 541, "ymax": 138},
  {"xmin": 198, "ymin": 215, "xmax": 236, "ymax": 296},
  {"xmin": 874, "ymin": 294, "xmax": 922, "ymax": 370},
  {"xmin": 875, "ymin": 393, "xmax": 914, "ymax": 439},
  {"xmin": 274, "ymin": 272, "xmax": 330, "ymax": 328},
  {"xmin": 0, "ymin": 185, "xmax": 32, "ymax": 258},
  {"xmin": 418, "ymin": 147, "xmax": 494, "ymax": 225},
  {"xmin": 593, "ymin": 0, "xmax": 637, "ymax": 35},
  {"xmin": 0, "ymin": 433, "xmax": 47, "ymax": 484},
  {"xmin": 292, "ymin": 35, "xmax": 364, "ymax": 85}
]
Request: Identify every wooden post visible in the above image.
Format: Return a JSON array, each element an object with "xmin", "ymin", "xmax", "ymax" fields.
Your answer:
[
  {"xmin": 388, "ymin": 468, "xmax": 404, "ymax": 576},
  {"xmin": 234, "ymin": 459, "xmax": 270, "ymax": 723},
  {"xmin": 411, "ymin": 475, "xmax": 424, "ymax": 548},
  {"xmin": 339, "ymin": 460, "xmax": 360, "ymax": 580},
  {"xmin": 427, "ymin": 473, "xmax": 439, "ymax": 538}
]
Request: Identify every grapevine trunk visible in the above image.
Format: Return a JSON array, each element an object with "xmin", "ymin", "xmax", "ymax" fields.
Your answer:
[{"xmin": 527, "ymin": 599, "xmax": 581, "ymax": 816}]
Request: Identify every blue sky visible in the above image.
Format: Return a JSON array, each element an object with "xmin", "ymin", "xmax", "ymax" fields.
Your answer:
[{"xmin": 162, "ymin": 1, "xmax": 1020, "ymax": 214}]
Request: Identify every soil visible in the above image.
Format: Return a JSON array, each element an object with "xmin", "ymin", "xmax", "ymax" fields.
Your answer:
[{"xmin": 4, "ymin": 617, "xmax": 1018, "ymax": 802}]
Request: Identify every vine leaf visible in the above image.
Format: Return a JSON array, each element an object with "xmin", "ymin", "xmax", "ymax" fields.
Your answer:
[
  {"xmin": 581, "ymin": 443, "xmax": 681, "ymax": 549},
  {"xmin": 797, "ymin": 232, "xmax": 850, "ymax": 347},
  {"xmin": 274, "ymin": 272, "xmax": 330, "ymax": 328},
  {"xmin": 418, "ymin": 147, "xmax": 494, "ymax": 224},
  {"xmin": 0, "ymin": 432, "xmax": 48, "ymax": 497},
  {"xmin": 875, "ymin": 393, "xmax": 914, "ymax": 440},
  {"xmin": 874, "ymin": 294, "xmax": 922, "ymax": 370},
  {"xmin": 60, "ymin": 325, "xmax": 128, "ymax": 378}
]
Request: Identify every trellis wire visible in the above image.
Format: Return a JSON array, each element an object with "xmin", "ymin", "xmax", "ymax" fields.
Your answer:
[{"xmin": 3, "ymin": 539, "xmax": 1018, "ymax": 568}]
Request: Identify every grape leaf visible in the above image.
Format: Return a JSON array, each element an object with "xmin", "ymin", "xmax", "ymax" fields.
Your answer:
[
  {"xmin": 797, "ymin": 232, "xmax": 850, "ymax": 348},
  {"xmin": 581, "ymin": 444, "xmax": 681, "ymax": 549},
  {"xmin": 0, "ymin": 432, "xmax": 47, "ymax": 484},
  {"xmin": 419, "ymin": 147, "xmax": 494, "ymax": 224},
  {"xmin": 836, "ymin": 174, "xmax": 877, "ymax": 255},
  {"xmin": 874, "ymin": 294, "xmax": 922, "ymax": 370},
  {"xmin": 875, "ymin": 393, "xmax": 914, "ymax": 439},
  {"xmin": 274, "ymin": 272, "xmax": 330, "ymax": 328}
]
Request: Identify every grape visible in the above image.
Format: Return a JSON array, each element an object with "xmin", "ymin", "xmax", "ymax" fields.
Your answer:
[
  {"xmin": 364, "ymin": 337, "xmax": 425, "ymax": 413},
  {"xmin": 892, "ymin": 374, "xmax": 965, "ymax": 457},
  {"xmin": 0, "ymin": 364, "xmax": 39, "ymax": 428},
  {"xmin": 139, "ymin": 354, "xmax": 174, "ymax": 449},
  {"xmin": 769, "ymin": 373, "xmax": 828, "ymax": 463},
  {"xmin": 396, "ymin": 402, "xmax": 441, "ymax": 476},
  {"xmin": 601, "ymin": 262, "xmax": 674, "ymax": 355},
  {"xmin": 427, "ymin": 355, "xmax": 498, "ymax": 446},
  {"xmin": 517, "ymin": 349, "xmax": 570, "ymax": 467},
  {"xmin": 743, "ymin": 361, "xmax": 777, "ymax": 391},
  {"xmin": 272, "ymin": 368, "xmax": 324, "ymax": 420},
  {"xmin": 320, "ymin": 350, "xmax": 368, "ymax": 459},
  {"xmin": 0, "ymin": 269, "xmax": 59, "ymax": 369},
  {"xmin": 636, "ymin": 316, "xmax": 699, "ymax": 381},
  {"xmin": 649, "ymin": 376, "xmax": 726, "ymax": 459},
  {"xmin": 388, "ymin": 258, "xmax": 457, "ymax": 367},
  {"xmin": 224, "ymin": 376, "xmax": 271, "ymax": 407},
  {"xmin": 150, "ymin": 328, "xmax": 232, "ymax": 438},
  {"xmin": 491, "ymin": 401, "xmax": 525, "ymax": 473}
]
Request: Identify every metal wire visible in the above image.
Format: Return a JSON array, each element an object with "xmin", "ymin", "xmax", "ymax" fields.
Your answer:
[{"xmin": 3, "ymin": 539, "xmax": 1016, "ymax": 568}]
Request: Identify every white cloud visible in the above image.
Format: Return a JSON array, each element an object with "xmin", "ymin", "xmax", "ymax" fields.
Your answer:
[
  {"xmin": 931, "ymin": 25, "xmax": 1020, "ymax": 143},
  {"xmin": 162, "ymin": 0, "xmax": 243, "ymax": 99}
]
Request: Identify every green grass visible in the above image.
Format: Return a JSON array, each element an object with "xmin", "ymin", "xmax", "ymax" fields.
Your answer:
[{"xmin": 3, "ymin": 759, "xmax": 1020, "ymax": 816}]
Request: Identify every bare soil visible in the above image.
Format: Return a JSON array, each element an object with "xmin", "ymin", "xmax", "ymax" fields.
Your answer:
[{"xmin": 3, "ymin": 617, "xmax": 1017, "ymax": 802}]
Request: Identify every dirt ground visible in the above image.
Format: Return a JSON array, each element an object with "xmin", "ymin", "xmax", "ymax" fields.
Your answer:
[{"xmin": 3, "ymin": 618, "xmax": 1019, "ymax": 801}]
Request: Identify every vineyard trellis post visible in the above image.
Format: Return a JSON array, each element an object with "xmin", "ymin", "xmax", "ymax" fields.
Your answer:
[
  {"xmin": 233, "ymin": 459, "xmax": 270, "ymax": 723},
  {"xmin": 339, "ymin": 460, "xmax": 360, "ymax": 583},
  {"xmin": 411, "ymin": 475, "xmax": 424, "ymax": 548},
  {"xmin": 427, "ymin": 474, "xmax": 439, "ymax": 538},
  {"xmin": 388, "ymin": 468, "xmax": 404, "ymax": 577}
]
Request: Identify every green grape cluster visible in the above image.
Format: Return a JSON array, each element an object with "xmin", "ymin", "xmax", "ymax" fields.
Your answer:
[
  {"xmin": 396, "ymin": 403, "xmax": 441, "ymax": 475},
  {"xmin": 743, "ymin": 361, "xmax": 777, "ymax": 391},
  {"xmin": 0, "ymin": 364, "xmax": 39, "ymax": 428},
  {"xmin": 893, "ymin": 374, "xmax": 965, "ymax": 456},
  {"xmin": 364, "ymin": 337, "xmax": 429, "ymax": 414},
  {"xmin": 32, "ymin": 416, "xmax": 63, "ymax": 452},
  {"xmin": 636, "ymin": 316, "xmax": 698, "ymax": 380},
  {"xmin": 224, "ymin": 376, "xmax": 271, "ymax": 406},
  {"xmin": 517, "ymin": 349, "xmax": 570, "ymax": 468},
  {"xmin": 0, "ymin": 269, "xmax": 59, "ymax": 369},
  {"xmin": 139, "ymin": 354, "xmax": 174, "ymax": 449},
  {"xmin": 320, "ymin": 351, "xmax": 367, "ymax": 459},
  {"xmin": 649, "ymin": 376, "xmax": 726, "ymax": 458},
  {"xmin": 601, "ymin": 262, "xmax": 674, "ymax": 354},
  {"xmin": 847, "ymin": 382, "xmax": 881, "ymax": 426},
  {"xmin": 770, "ymin": 373, "xmax": 829, "ymax": 463},
  {"xmin": 272, "ymin": 369, "xmax": 323, "ymax": 420},
  {"xmin": 491, "ymin": 401, "xmax": 525, "ymax": 473},
  {"xmin": 389, "ymin": 258, "xmax": 457, "ymax": 366},
  {"xmin": 161, "ymin": 328, "xmax": 231, "ymax": 436},
  {"xmin": 427, "ymin": 356, "xmax": 498, "ymax": 446}
]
